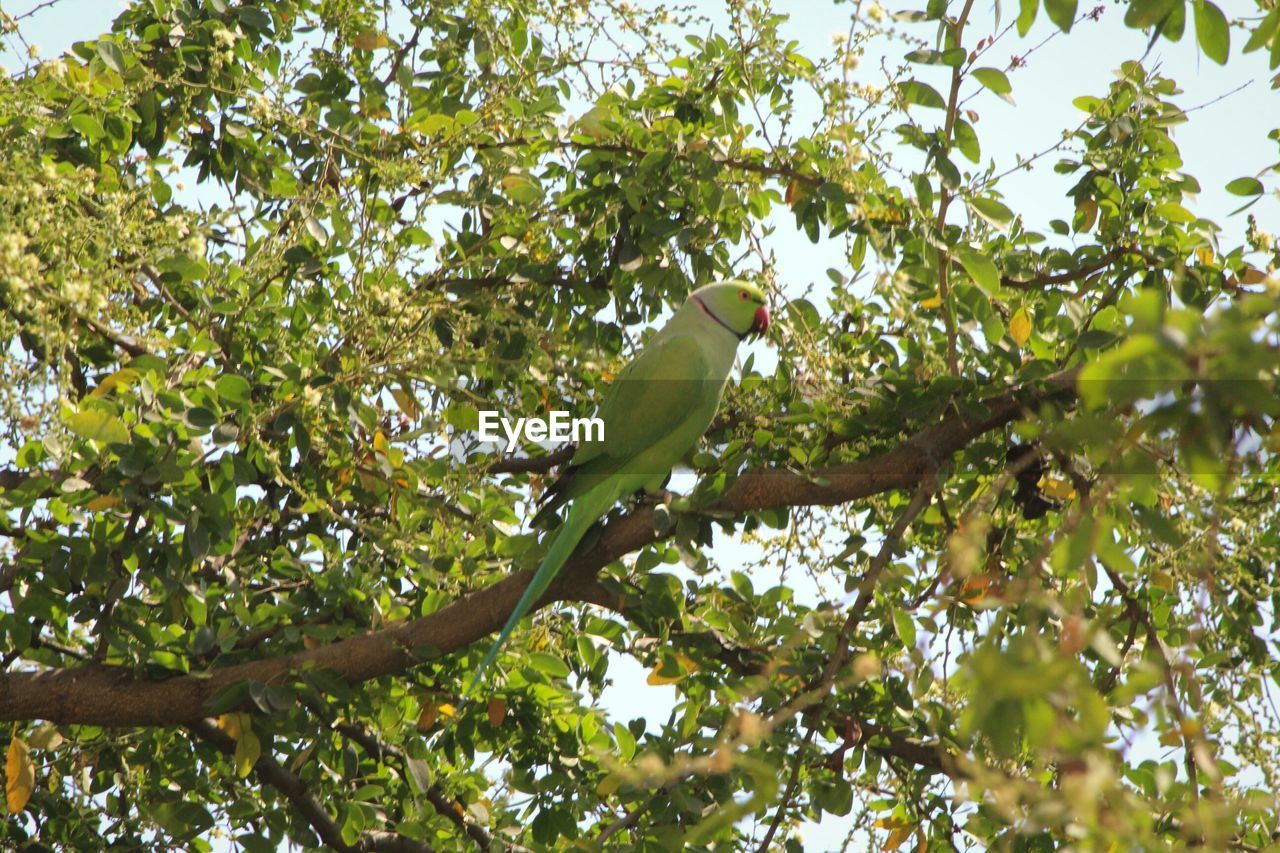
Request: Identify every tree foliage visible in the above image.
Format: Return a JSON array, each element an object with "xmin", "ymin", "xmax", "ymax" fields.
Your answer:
[{"xmin": 2, "ymin": 0, "xmax": 1279, "ymax": 849}]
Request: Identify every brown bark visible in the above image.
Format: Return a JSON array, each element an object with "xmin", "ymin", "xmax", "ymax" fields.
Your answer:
[{"xmin": 0, "ymin": 369, "xmax": 1076, "ymax": 727}]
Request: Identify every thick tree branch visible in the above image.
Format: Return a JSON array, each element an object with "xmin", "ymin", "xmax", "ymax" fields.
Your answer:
[{"xmin": 0, "ymin": 369, "xmax": 1077, "ymax": 727}]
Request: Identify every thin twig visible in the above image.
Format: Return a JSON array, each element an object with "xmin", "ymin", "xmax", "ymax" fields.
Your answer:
[
  {"xmin": 755, "ymin": 724, "xmax": 818, "ymax": 852},
  {"xmin": 189, "ymin": 719, "xmax": 435, "ymax": 853},
  {"xmin": 934, "ymin": 0, "xmax": 978, "ymax": 376},
  {"xmin": 301, "ymin": 696, "xmax": 503, "ymax": 851}
]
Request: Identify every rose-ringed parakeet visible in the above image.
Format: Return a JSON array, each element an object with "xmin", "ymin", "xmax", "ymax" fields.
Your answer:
[{"xmin": 468, "ymin": 281, "xmax": 771, "ymax": 692}]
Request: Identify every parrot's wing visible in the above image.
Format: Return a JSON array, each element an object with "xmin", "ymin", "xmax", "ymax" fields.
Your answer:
[
  {"xmin": 574, "ymin": 333, "xmax": 713, "ymax": 465},
  {"xmin": 537, "ymin": 334, "xmax": 716, "ymax": 510}
]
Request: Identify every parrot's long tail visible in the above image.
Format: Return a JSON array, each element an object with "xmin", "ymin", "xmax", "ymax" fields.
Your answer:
[{"xmin": 466, "ymin": 481, "xmax": 617, "ymax": 695}]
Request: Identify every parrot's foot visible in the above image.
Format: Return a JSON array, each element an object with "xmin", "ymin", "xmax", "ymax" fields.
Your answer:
[{"xmin": 633, "ymin": 488, "xmax": 675, "ymax": 509}]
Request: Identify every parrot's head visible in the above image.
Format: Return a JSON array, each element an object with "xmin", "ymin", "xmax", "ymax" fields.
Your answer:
[{"xmin": 690, "ymin": 280, "xmax": 771, "ymax": 340}]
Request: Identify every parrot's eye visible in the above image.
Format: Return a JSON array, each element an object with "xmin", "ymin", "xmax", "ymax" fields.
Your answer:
[{"xmin": 739, "ymin": 290, "xmax": 748, "ymax": 300}]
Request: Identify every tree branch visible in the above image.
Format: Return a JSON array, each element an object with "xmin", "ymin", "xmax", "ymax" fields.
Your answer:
[
  {"xmin": 0, "ymin": 369, "xmax": 1078, "ymax": 727},
  {"xmin": 302, "ymin": 696, "xmax": 502, "ymax": 851},
  {"xmin": 189, "ymin": 719, "xmax": 434, "ymax": 853},
  {"xmin": 933, "ymin": 0, "xmax": 978, "ymax": 376}
]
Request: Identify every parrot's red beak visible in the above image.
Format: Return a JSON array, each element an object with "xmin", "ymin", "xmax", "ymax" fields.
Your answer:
[{"xmin": 751, "ymin": 304, "xmax": 771, "ymax": 337}]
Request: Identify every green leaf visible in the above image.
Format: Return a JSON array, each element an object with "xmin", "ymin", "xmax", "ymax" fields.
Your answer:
[
  {"xmin": 957, "ymin": 248, "xmax": 1001, "ymax": 294},
  {"xmin": 1243, "ymin": 9, "xmax": 1279, "ymax": 53},
  {"xmin": 953, "ymin": 119, "xmax": 980, "ymax": 163},
  {"xmin": 1017, "ymin": 0, "xmax": 1038, "ymax": 35},
  {"xmin": 905, "ymin": 47, "xmax": 966, "ymax": 66},
  {"xmin": 69, "ymin": 113, "xmax": 105, "ymax": 141},
  {"xmin": 1153, "ymin": 201, "xmax": 1195, "ymax": 223},
  {"xmin": 1124, "ymin": 0, "xmax": 1179, "ymax": 29},
  {"xmin": 1044, "ymin": 0, "xmax": 1078, "ymax": 32},
  {"xmin": 527, "ymin": 652, "xmax": 570, "ymax": 679},
  {"xmin": 1194, "ymin": 0, "xmax": 1229, "ymax": 64},
  {"xmin": 613, "ymin": 722, "xmax": 635, "ymax": 761},
  {"xmin": 892, "ymin": 610, "xmax": 917, "ymax": 648},
  {"xmin": 1077, "ymin": 334, "xmax": 1191, "ymax": 409},
  {"xmin": 500, "ymin": 172, "xmax": 544, "ymax": 204},
  {"xmin": 97, "ymin": 40, "xmax": 126, "ymax": 73},
  {"xmin": 972, "ymin": 67, "xmax": 1014, "ymax": 103},
  {"xmin": 814, "ymin": 778, "xmax": 853, "ymax": 816},
  {"xmin": 936, "ymin": 153, "xmax": 961, "ymax": 189},
  {"xmin": 898, "ymin": 79, "xmax": 947, "ymax": 109},
  {"xmin": 1225, "ymin": 177, "xmax": 1264, "ymax": 196},
  {"xmin": 216, "ymin": 374, "xmax": 252, "ymax": 404},
  {"xmin": 968, "ymin": 196, "xmax": 1015, "ymax": 228},
  {"xmin": 66, "ymin": 409, "xmax": 130, "ymax": 444}
]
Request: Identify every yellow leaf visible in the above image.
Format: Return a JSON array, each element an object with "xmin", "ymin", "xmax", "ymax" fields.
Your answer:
[
  {"xmin": 438, "ymin": 703, "xmax": 457, "ymax": 722},
  {"xmin": 486, "ymin": 697, "xmax": 507, "ymax": 727},
  {"xmin": 959, "ymin": 573, "xmax": 998, "ymax": 604},
  {"xmin": 372, "ymin": 430, "xmax": 390, "ymax": 454},
  {"xmin": 352, "ymin": 29, "xmax": 390, "ymax": 51},
  {"xmin": 66, "ymin": 409, "xmax": 130, "ymax": 444},
  {"xmin": 1039, "ymin": 476, "xmax": 1076, "ymax": 501},
  {"xmin": 28, "ymin": 724, "xmax": 63, "ymax": 751},
  {"xmin": 785, "ymin": 179, "xmax": 808, "ymax": 208},
  {"xmin": 647, "ymin": 668, "xmax": 680, "ymax": 685},
  {"xmin": 216, "ymin": 712, "xmax": 244, "ymax": 740},
  {"xmin": 390, "ymin": 388, "xmax": 418, "ymax": 420},
  {"xmin": 595, "ymin": 773, "xmax": 622, "ymax": 797},
  {"xmin": 1195, "ymin": 247, "xmax": 1214, "ymax": 265},
  {"xmin": 1159, "ymin": 728, "xmax": 1182, "ymax": 747},
  {"xmin": 86, "ymin": 494, "xmax": 123, "ymax": 512},
  {"xmin": 646, "ymin": 654, "xmax": 697, "ymax": 685},
  {"xmin": 1076, "ymin": 198, "xmax": 1098, "ymax": 233},
  {"xmin": 1009, "ymin": 307, "xmax": 1032, "ymax": 347},
  {"xmin": 919, "ymin": 296, "xmax": 942, "ymax": 309},
  {"xmin": 89, "ymin": 368, "xmax": 140, "ymax": 398},
  {"xmin": 234, "ymin": 726, "xmax": 261, "ymax": 778},
  {"xmin": 884, "ymin": 825, "xmax": 915, "ymax": 851},
  {"xmin": 6, "ymin": 736, "xmax": 35, "ymax": 813},
  {"xmin": 417, "ymin": 703, "xmax": 439, "ymax": 731}
]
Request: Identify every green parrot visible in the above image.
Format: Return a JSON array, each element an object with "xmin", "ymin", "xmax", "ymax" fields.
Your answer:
[{"xmin": 468, "ymin": 280, "xmax": 772, "ymax": 692}]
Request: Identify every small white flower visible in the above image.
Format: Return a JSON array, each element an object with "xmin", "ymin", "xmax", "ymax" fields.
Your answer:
[
  {"xmin": 212, "ymin": 27, "xmax": 237, "ymax": 49},
  {"xmin": 64, "ymin": 278, "xmax": 92, "ymax": 303}
]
